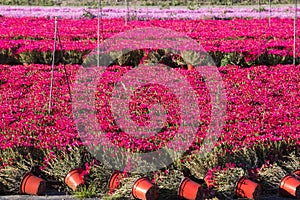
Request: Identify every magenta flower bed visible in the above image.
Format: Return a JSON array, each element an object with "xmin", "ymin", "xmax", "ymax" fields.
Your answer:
[
  {"xmin": 0, "ymin": 17, "xmax": 298, "ymax": 66},
  {"xmin": 0, "ymin": 64, "xmax": 298, "ymax": 152},
  {"xmin": 0, "ymin": 8, "xmax": 299, "ymax": 198}
]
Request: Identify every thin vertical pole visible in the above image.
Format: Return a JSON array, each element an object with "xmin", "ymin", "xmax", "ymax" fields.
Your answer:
[
  {"xmin": 147, "ymin": 2, "xmax": 148, "ymax": 20},
  {"xmin": 294, "ymin": 0, "xmax": 297, "ymax": 65},
  {"xmin": 49, "ymin": 17, "xmax": 58, "ymax": 115},
  {"xmin": 258, "ymin": 0, "xmax": 261, "ymax": 19},
  {"xmin": 97, "ymin": 0, "xmax": 101, "ymax": 67},
  {"xmin": 125, "ymin": 0, "xmax": 127, "ymax": 25},
  {"xmin": 268, "ymin": 0, "xmax": 271, "ymax": 26},
  {"xmin": 134, "ymin": 0, "xmax": 137, "ymax": 19},
  {"xmin": 128, "ymin": 0, "xmax": 130, "ymax": 22},
  {"xmin": 125, "ymin": 0, "xmax": 129, "ymax": 25},
  {"xmin": 57, "ymin": 24, "xmax": 72, "ymax": 102}
]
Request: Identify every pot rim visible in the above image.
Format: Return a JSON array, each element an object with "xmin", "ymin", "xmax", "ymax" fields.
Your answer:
[
  {"xmin": 108, "ymin": 171, "xmax": 122, "ymax": 190},
  {"xmin": 177, "ymin": 177, "xmax": 190, "ymax": 196},
  {"xmin": 280, "ymin": 174, "xmax": 293, "ymax": 188},
  {"xmin": 20, "ymin": 171, "xmax": 45, "ymax": 195},
  {"xmin": 20, "ymin": 171, "xmax": 33, "ymax": 193},
  {"xmin": 108, "ymin": 170, "xmax": 130, "ymax": 192},
  {"xmin": 131, "ymin": 177, "xmax": 156, "ymax": 199},
  {"xmin": 279, "ymin": 174, "xmax": 300, "ymax": 197},
  {"xmin": 292, "ymin": 169, "xmax": 300, "ymax": 179},
  {"xmin": 279, "ymin": 174, "xmax": 300, "ymax": 189},
  {"xmin": 64, "ymin": 168, "xmax": 83, "ymax": 184},
  {"xmin": 235, "ymin": 176, "xmax": 261, "ymax": 199},
  {"xmin": 234, "ymin": 176, "xmax": 248, "ymax": 197}
]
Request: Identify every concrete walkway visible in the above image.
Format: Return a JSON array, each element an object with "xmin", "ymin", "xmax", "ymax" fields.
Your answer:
[
  {"xmin": 0, "ymin": 184, "xmax": 295, "ymax": 200},
  {"xmin": 0, "ymin": 195, "xmax": 74, "ymax": 200},
  {"xmin": 0, "ymin": 188, "xmax": 75, "ymax": 200}
]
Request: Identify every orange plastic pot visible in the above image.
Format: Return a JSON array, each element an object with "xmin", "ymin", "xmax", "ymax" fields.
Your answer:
[
  {"xmin": 235, "ymin": 176, "xmax": 261, "ymax": 199},
  {"xmin": 64, "ymin": 168, "xmax": 84, "ymax": 191},
  {"xmin": 279, "ymin": 174, "xmax": 300, "ymax": 198},
  {"xmin": 293, "ymin": 169, "xmax": 300, "ymax": 178},
  {"xmin": 187, "ymin": 64, "xmax": 194, "ymax": 70},
  {"xmin": 108, "ymin": 171, "xmax": 126, "ymax": 193},
  {"xmin": 20, "ymin": 172, "xmax": 46, "ymax": 195},
  {"xmin": 132, "ymin": 177, "xmax": 158, "ymax": 200},
  {"xmin": 178, "ymin": 177, "xmax": 203, "ymax": 200}
]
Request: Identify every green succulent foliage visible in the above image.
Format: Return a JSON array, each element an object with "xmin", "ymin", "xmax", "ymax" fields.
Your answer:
[
  {"xmin": 181, "ymin": 50, "xmax": 201, "ymax": 66},
  {"xmin": 42, "ymin": 146, "xmax": 89, "ymax": 184},
  {"xmin": 230, "ymin": 147, "xmax": 259, "ymax": 170},
  {"xmin": 213, "ymin": 167, "xmax": 247, "ymax": 200},
  {"xmin": 82, "ymin": 51, "xmax": 113, "ymax": 67},
  {"xmin": 155, "ymin": 169, "xmax": 183, "ymax": 198},
  {"xmin": 144, "ymin": 49, "xmax": 168, "ymax": 66},
  {"xmin": 181, "ymin": 50, "xmax": 216, "ymax": 67},
  {"xmin": 72, "ymin": 184, "xmax": 99, "ymax": 199},
  {"xmin": 109, "ymin": 50, "xmax": 144, "ymax": 67},
  {"xmin": 0, "ymin": 150, "xmax": 34, "ymax": 194},
  {"xmin": 106, "ymin": 173, "xmax": 142, "ymax": 199},
  {"xmin": 278, "ymin": 152, "xmax": 300, "ymax": 173},
  {"xmin": 183, "ymin": 146, "xmax": 233, "ymax": 178},
  {"xmin": 84, "ymin": 162, "xmax": 113, "ymax": 195},
  {"xmin": 257, "ymin": 163, "xmax": 287, "ymax": 195}
]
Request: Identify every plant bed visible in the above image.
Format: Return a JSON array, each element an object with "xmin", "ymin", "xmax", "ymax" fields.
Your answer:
[
  {"xmin": 41, "ymin": 146, "xmax": 90, "ymax": 192},
  {"xmin": 0, "ymin": 152, "xmax": 46, "ymax": 195},
  {"xmin": 212, "ymin": 167, "xmax": 260, "ymax": 200}
]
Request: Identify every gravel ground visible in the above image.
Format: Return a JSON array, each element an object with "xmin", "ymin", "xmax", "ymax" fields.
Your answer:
[{"xmin": 0, "ymin": 188, "xmax": 295, "ymax": 200}]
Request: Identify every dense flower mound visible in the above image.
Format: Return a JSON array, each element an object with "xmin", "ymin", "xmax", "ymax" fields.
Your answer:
[
  {"xmin": 0, "ymin": 64, "xmax": 81, "ymax": 149},
  {"xmin": 0, "ymin": 64, "xmax": 298, "ymax": 151},
  {"xmin": 0, "ymin": 17, "xmax": 299, "ymax": 66},
  {"xmin": 218, "ymin": 64, "xmax": 299, "ymax": 149}
]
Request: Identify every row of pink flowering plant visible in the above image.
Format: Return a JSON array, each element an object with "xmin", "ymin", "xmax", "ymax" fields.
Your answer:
[
  {"xmin": 0, "ymin": 62, "xmax": 298, "ymax": 198},
  {"xmin": 0, "ymin": 17, "xmax": 298, "ymax": 66}
]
